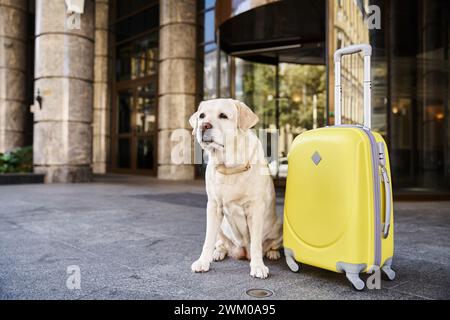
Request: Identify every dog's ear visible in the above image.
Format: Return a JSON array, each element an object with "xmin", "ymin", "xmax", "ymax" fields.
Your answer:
[
  {"xmin": 189, "ymin": 111, "xmax": 198, "ymax": 136},
  {"xmin": 235, "ymin": 100, "xmax": 259, "ymax": 131}
]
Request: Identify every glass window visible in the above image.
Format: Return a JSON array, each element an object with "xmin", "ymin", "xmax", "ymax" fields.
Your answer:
[
  {"xmin": 328, "ymin": 0, "xmax": 450, "ymax": 193},
  {"xmin": 136, "ymin": 85, "xmax": 156, "ymax": 134},
  {"xmin": 117, "ymin": 138, "xmax": 131, "ymax": 168},
  {"xmin": 200, "ymin": 1, "xmax": 230, "ymax": 100},
  {"xmin": 203, "ymin": 49, "xmax": 217, "ymax": 99},
  {"xmin": 116, "ymin": 0, "xmax": 157, "ymax": 19},
  {"xmin": 204, "ymin": 10, "xmax": 215, "ymax": 44},
  {"xmin": 205, "ymin": 0, "xmax": 216, "ymax": 9},
  {"xmin": 235, "ymin": 59, "xmax": 276, "ymax": 129},
  {"xmin": 117, "ymin": 90, "xmax": 133, "ymax": 134},
  {"xmin": 388, "ymin": 0, "xmax": 449, "ymax": 191},
  {"xmin": 235, "ymin": 59, "xmax": 326, "ymax": 160},
  {"xmin": 115, "ymin": 5, "xmax": 159, "ymax": 43},
  {"xmin": 116, "ymin": 32, "xmax": 158, "ymax": 81},
  {"xmin": 116, "ymin": 44, "xmax": 132, "ymax": 81},
  {"xmin": 137, "ymin": 138, "xmax": 154, "ymax": 169},
  {"xmin": 279, "ymin": 63, "xmax": 326, "ymax": 132},
  {"xmin": 202, "ymin": 49, "xmax": 232, "ymax": 99},
  {"xmin": 205, "ymin": 42, "xmax": 216, "ymax": 53},
  {"xmin": 329, "ymin": 0, "xmax": 369, "ymax": 126},
  {"xmin": 220, "ymin": 53, "xmax": 230, "ymax": 97}
]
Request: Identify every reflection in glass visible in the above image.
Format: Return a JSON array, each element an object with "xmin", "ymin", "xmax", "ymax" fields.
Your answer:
[
  {"xmin": 204, "ymin": 9, "xmax": 215, "ymax": 44},
  {"xmin": 133, "ymin": 35, "xmax": 158, "ymax": 78},
  {"xmin": 118, "ymin": 138, "xmax": 131, "ymax": 168},
  {"xmin": 136, "ymin": 86, "xmax": 156, "ymax": 134},
  {"xmin": 369, "ymin": 0, "xmax": 388, "ymax": 137},
  {"xmin": 220, "ymin": 52, "xmax": 231, "ymax": 97},
  {"xmin": 137, "ymin": 138, "xmax": 154, "ymax": 170},
  {"xmin": 279, "ymin": 63, "xmax": 326, "ymax": 133},
  {"xmin": 204, "ymin": 0, "xmax": 215, "ymax": 9},
  {"xmin": 116, "ymin": 33, "xmax": 158, "ymax": 81},
  {"xmin": 235, "ymin": 58, "xmax": 325, "ymax": 161},
  {"xmin": 328, "ymin": 0, "xmax": 450, "ymax": 192},
  {"xmin": 204, "ymin": 49, "xmax": 217, "ymax": 99},
  {"xmin": 118, "ymin": 90, "xmax": 133, "ymax": 134},
  {"xmin": 235, "ymin": 59, "xmax": 276, "ymax": 129},
  {"xmin": 330, "ymin": 0, "xmax": 369, "ymax": 126},
  {"xmin": 388, "ymin": 0, "xmax": 448, "ymax": 190}
]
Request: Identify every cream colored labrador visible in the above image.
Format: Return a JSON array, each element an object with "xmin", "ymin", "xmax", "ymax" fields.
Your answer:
[{"xmin": 189, "ymin": 98, "xmax": 283, "ymax": 279}]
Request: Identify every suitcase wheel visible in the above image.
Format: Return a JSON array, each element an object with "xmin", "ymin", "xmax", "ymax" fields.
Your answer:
[
  {"xmin": 284, "ymin": 248, "xmax": 300, "ymax": 273},
  {"xmin": 286, "ymin": 256, "xmax": 300, "ymax": 273},
  {"xmin": 381, "ymin": 265, "xmax": 396, "ymax": 281},
  {"xmin": 346, "ymin": 273, "xmax": 365, "ymax": 291},
  {"xmin": 336, "ymin": 262, "xmax": 367, "ymax": 291}
]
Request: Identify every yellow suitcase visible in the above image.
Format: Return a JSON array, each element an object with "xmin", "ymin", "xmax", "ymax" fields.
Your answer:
[{"xmin": 283, "ymin": 44, "xmax": 395, "ymax": 290}]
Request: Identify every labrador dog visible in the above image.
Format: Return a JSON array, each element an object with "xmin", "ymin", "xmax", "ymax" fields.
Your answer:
[{"xmin": 190, "ymin": 98, "xmax": 283, "ymax": 279}]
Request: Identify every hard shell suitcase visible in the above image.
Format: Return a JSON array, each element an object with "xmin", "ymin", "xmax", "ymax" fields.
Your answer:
[{"xmin": 283, "ymin": 44, "xmax": 395, "ymax": 290}]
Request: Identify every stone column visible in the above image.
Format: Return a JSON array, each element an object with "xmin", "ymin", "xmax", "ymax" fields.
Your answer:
[
  {"xmin": 33, "ymin": 0, "xmax": 95, "ymax": 183},
  {"xmin": 158, "ymin": 0, "xmax": 197, "ymax": 180},
  {"xmin": 0, "ymin": 0, "xmax": 28, "ymax": 153},
  {"xmin": 92, "ymin": 0, "xmax": 110, "ymax": 173}
]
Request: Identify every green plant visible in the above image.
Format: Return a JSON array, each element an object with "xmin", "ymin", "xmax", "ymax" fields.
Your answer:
[{"xmin": 0, "ymin": 146, "xmax": 33, "ymax": 174}]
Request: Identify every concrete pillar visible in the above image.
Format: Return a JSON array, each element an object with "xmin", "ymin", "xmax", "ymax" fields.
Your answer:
[
  {"xmin": 0, "ymin": 0, "xmax": 28, "ymax": 153},
  {"xmin": 33, "ymin": 0, "xmax": 95, "ymax": 182},
  {"xmin": 92, "ymin": 0, "xmax": 110, "ymax": 173},
  {"xmin": 158, "ymin": 0, "xmax": 197, "ymax": 180}
]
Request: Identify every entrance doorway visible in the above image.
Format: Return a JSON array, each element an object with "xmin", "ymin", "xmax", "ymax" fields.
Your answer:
[
  {"xmin": 111, "ymin": 79, "xmax": 157, "ymax": 175},
  {"xmin": 110, "ymin": 0, "xmax": 159, "ymax": 175}
]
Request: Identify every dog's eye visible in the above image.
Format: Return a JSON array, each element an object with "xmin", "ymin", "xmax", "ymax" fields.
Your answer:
[
  {"xmin": 219, "ymin": 113, "xmax": 228, "ymax": 119},
  {"xmin": 199, "ymin": 113, "xmax": 205, "ymax": 119}
]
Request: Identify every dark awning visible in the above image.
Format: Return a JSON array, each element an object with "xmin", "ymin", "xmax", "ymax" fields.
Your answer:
[{"xmin": 216, "ymin": 0, "xmax": 326, "ymax": 65}]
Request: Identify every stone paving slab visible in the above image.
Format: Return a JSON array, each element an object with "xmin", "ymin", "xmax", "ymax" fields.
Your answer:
[{"xmin": 0, "ymin": 174, "xmax": 449, "ymax": 300}]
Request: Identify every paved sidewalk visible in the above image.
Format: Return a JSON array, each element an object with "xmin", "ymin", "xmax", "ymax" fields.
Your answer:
[{"xmin": 0, "ymin": 174, "xmax": 449, "ymax": 300}]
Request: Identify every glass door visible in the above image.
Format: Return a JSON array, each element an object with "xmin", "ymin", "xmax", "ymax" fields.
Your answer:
[
  {"xmin": 112, "ymin": 82, "xmax": 157, "ymax": 175},
  {"xmin": 135, "ymin": 85, "xmax": 156, "ymax": 171},
  {"xmin": 111, "ymin": 0, "xmax": 159, "ymax": 175}
]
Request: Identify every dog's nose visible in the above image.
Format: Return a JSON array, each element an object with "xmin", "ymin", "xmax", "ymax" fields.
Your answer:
[{"xmin": 201, "ymin": 122, "xmax": 212, "ymax": 132}]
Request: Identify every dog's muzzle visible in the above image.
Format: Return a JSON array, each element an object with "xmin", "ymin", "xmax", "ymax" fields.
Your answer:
[{"xmin": 200, "ymin": 122, "xmax": 214, "ymax": 143}]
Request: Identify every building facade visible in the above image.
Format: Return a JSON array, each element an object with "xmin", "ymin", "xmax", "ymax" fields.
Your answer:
[{"xmin": 0, "ymin": 0, "xmax": 448, "ymax": 196}]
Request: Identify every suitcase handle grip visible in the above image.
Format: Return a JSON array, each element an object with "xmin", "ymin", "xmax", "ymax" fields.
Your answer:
[
  {"xmin": 334, "ymin": 44, "xmax": 372, "ymax": 62},
  {"xmin": 378, "ymin": 142, "xmax": 392, "ymax": 238},
  {"xmin": 381, "ymin": 167, "xmax": 391, "ymax": 238},
  {"xmin": 334, "ymin": 44, "xmax": 372, "ymax": 129}
]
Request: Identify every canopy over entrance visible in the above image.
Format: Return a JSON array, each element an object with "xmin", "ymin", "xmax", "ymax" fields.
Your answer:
[{"xmin": 215, "ymin": 0, "xmax": 326, "ymax": 64}]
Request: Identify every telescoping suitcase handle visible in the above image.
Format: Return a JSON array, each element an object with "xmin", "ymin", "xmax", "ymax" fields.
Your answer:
[
  {"xmin": 334, "ymin": 44, "xmax": 392, "ymax": 238},
  {"xmin": 334, "ymin": 44, "xmax": 372, "ymax": 129}
]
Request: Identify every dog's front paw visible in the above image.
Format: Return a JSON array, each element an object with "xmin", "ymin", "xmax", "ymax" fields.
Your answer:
[
  {"xmin": 265, "ymin": 249, "xmax": 281, "ymax": 260},
  {"xmin": 191, "ymin": 259, "xmax": 211, "ymax": 273},
  {"xmin": 213, "ymin": 248, "xmax": 227, "ymax": 261},
  {"xmin": 250, "ymin": 263, "xmax": 269, "ymax": 279}
]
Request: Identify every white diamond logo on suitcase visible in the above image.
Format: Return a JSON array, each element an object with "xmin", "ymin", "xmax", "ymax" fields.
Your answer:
[
  {"xmin": 283, "ymin": 44, "xmax": 395, "ymax": 291},
  {"xmin": 311, "ymin": 151, "xmax": 322, "ymax": 166}
]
